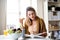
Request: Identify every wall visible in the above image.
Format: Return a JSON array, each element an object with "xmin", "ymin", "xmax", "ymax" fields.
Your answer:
[
  {"xmin": 44, "ymin": 0, "xmax": 48, "ymax": 37},
  {"xmin": 31, "ymin": 0, "xmax": 44, "ymax": 18},
  {"xmin": 0, "ymin": 0, "xmax": 6, "ymax": 35},
  {"xmin": 37, "ymin": 0, "xmax": 44, "ymax": 18}
]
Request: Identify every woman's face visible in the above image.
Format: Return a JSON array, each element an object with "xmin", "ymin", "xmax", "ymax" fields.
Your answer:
[{"xmin": 27, "ymin": 11, "xmax": 36, "ymax": 20}]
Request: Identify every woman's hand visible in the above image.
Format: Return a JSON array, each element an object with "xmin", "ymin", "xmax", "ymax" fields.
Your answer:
[{"xmin": 19, "ymin": 18, "xmax": 24, "ymax": 25}]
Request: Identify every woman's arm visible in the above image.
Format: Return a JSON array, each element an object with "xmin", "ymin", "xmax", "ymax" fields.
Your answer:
[{"xmin": 39, "ymin": 18, "xmax": 47, "ymax": 37}]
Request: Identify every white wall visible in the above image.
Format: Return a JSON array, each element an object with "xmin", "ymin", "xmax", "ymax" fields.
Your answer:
[
  {"xmin": 44, "ymin": 0, "xmax": 48, "ymax": 37},
  {"xmin": 0, "ymin": 0, "xmax": 7, "ymax": 35},
  {"xmin": 37, "ymin": 0, "xmax": 44, "ymax": 18},
  {"xmin": 31, "ymin": 0, "xmax": 44, "ymax": 18},
  {"xmin": 31, "ymin": 0, "xmax": 37, "ymax": 12}
]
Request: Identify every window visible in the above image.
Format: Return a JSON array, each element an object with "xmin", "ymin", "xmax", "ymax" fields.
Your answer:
[
  {"xmin": 19, "ymin": 0, "xmax": 31, "ymax": 18},
  {"xmin": 7, "ymin": 0, "xmax": 19, "ymax": 28},
  {"xmin": 7, "ymin": 0, "xmax": 37, "ymax": 29}
]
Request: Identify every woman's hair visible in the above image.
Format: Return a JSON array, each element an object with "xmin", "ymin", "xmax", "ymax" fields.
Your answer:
[
  {"xmin": 26, "ymin": 7, "xmax": 36, "ymax": 17},
  {"xmin": 25, "ymin": 7, "xmax": 36, "ymax": 26}
]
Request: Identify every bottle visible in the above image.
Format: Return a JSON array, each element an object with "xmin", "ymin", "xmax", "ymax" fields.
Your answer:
[{"xmin": 18, "ymin": 29, "xmax": 25, "ymax": 40}]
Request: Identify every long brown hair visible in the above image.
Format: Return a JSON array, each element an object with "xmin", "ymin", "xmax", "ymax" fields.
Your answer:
[{"xmin": 26, "ymin": 7, "xmax": 36, "ymax": 26}]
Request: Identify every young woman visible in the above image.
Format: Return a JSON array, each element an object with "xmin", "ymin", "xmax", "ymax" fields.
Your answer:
[{"xmin": 21, "ymin": 7, "xmax": 47, "ymax": 37}]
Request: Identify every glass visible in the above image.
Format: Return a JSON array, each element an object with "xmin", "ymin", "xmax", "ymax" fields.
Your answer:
[{"xmin": 4, "ymin": 30, "xmax": 8, "ymax": 36}]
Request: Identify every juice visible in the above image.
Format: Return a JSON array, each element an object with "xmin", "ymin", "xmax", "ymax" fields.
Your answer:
[{"xmin": 4, "ymin": 30, "xmax": 8, "ymax": 36}]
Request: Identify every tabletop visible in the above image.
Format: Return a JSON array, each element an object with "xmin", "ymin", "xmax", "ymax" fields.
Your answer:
[{"xmin": 0, "ymin": 35, "xmax": 50, "ymax": 40}]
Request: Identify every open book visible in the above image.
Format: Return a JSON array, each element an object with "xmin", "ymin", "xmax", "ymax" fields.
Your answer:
[{"xmin": 25, "ymin": 32, "xmax": 46, "ymax": 38}]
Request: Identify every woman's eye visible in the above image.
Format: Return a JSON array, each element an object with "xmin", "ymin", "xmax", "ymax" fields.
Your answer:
[
  {"xmin": 28, "ymin": 13, "xmax": 34, "ymax": 16},
  {"xmin": 32, "ymin": 13, "xmax": 34, "ymax": 15},
  {"xmin": 29, "ymin": 14, "xmax": 31, "ymax": 16}
]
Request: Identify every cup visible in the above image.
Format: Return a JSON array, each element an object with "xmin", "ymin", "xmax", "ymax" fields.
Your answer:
[{"xmin": 4, "ymin": 30, "xmax": 8, "ymax": 36}]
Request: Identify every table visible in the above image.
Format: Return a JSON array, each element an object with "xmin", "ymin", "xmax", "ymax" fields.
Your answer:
[
  {"xmin": 0, "ymin": 35, "xmax": 51, "ymax": 40},
  {"xmin": 0, "ymin": 33, "xmax": 21, "ymax": 40},
  {"xmin": 0, "ymin": 35, "xmax": 15, "ymax": 40},
  {"xmin": 25, "ymin": 38, "xmax": 50, "ymax": 40}
]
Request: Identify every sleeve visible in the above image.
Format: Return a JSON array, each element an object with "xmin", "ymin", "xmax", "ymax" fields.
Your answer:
[{"xmin": 39, "ymin": 18, "xmax": 47, "ymax": 37}]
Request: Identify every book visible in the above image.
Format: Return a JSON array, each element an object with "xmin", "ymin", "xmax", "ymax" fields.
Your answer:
[{"xmin": 25, "ymin": 32, "xmax": 46, "ymax": 39}]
